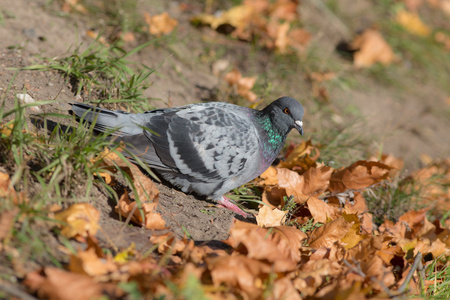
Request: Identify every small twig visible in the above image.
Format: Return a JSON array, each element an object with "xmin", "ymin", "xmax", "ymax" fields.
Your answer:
[
  {"xmin": 370, "ymin": 276, "xmax": 397, "ymax": 299},
  {"xmin": 343, "ymin": 259, "xmax": 366, "ymax": 278},
  {"xmin": 398, "ymin": 252, "xmax": 423, "ymax": 294}
]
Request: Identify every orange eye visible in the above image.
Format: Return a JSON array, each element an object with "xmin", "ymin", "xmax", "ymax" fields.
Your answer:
[{"xmin": 284, "ymin": 108, "xmax": 290, "ymax": 114}]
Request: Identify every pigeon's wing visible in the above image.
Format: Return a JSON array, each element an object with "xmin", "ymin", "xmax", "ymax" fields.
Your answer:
[{"xmin": 140, "ymin": 104, "xmax": 261, "ymax": 182}]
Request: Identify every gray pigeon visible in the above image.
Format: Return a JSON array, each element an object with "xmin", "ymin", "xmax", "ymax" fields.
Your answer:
[{"xmin": 71, "ymin": 97, "xmax": 304, "ymax": 216}]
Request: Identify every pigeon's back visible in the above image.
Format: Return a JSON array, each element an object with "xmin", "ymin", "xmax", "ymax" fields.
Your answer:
[{"xmin": 71, "ymin": 102, "xmax": 265, "ymax": 200}]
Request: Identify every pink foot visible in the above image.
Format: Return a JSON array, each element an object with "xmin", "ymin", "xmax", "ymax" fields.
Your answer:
[{"xmin": 217, "ymin": 197, "xmax": 250, "ymax": 217}]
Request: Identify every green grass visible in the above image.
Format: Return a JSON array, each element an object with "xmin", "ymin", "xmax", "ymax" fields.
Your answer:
[
  {"xmin": 22, "ymin": 39, "xmax": 156, "ymax": 112},
  {"xmin": 364, "ymin": 175, "xmax": 422, "ymax": 225}
]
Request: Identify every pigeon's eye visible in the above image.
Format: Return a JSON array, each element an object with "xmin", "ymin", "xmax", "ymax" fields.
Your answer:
[{"xmin": 284, "ymin": 108, "xmax": 290, "ymax": 115}]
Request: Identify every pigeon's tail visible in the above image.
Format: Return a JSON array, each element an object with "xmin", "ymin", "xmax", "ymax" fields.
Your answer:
[{"xmin": 71, "ymin": 102, "xmax": 143, "ymax": 136}]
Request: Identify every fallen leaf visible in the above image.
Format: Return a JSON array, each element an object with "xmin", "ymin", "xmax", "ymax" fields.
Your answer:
[
  {"xmin": 115, "ymin": 191, "xmax": 166, "ymax": 230},
  {"xmin": 350, "ymin": 28, "xmax": 396, "ymax": 67},
  {"xmin": 54, "ymin": 203, "xmax": 100, "ymax": 240},
  {"xmin": 150, "ymin": 232, "xmax": 186, "ymax": 254},
  {"xmin": 309, "ymin": 216, "xmax": 354, "ymax": 249},
  {"xmin": 307, "ymin": 197, "xmax": 340, "ymax": 223},
  {"xmin": 208, "ymin": 255, "xmax": 271, "ymax": 299},
  {"xmin": 258, "ymin": 166, "xmax": 279, "ymax": 186},
  {"xmin": 24, "ymin": 267, "xmax": 120, "ymax": 300},
  {"xmin": 277, "ymin": 165, "xmax": 333, "ymax": 204},
  {"xmin": 256, "ymin": 205, "xmax": 288, "ymax": 227},
  {"xmin": 69, "ymin": 247, "xmax": 118, "ymax": 276},
  {"xmin": 278, "ymin": 139, "xmax": 320, "ymax": 170},
  {"xmin": 329, "ymin": 160, "xmax": 392, "ymax": 193},
  {"xmin": 395, "ymin": 9, "xmax": 431, "ymax": 37},
  {"xmin": 145, "ymin": 12, "xmax": 178, "ymax": 36},
  {"xmin": 0, "ymin": 208, "xmax": 18, "ymax": 243}
]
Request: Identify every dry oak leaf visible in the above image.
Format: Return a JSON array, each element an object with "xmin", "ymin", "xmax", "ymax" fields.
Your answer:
[
  {"xmin": 308, "ymin": 214, "xmax": 357, "ymax": 249},
  {"xmin": 307, "ymin": 196, "xmax": 340, "ymax": 224},
  {"xmin": 395, "ymin": 9, "xmax": 431, "ymax": 37},
  {"xmin": 328, "ymin": 160, "xmax": 392, "ymax": 193},
  {"xmin": 350, "ymin": 28, "xmax": 396, "ymax": 67},
  {"xmin": 54, "ymin": 203, "xmax": 100, "ymax": 240},
  {"xmin": 278, "ymin": 139, "xmax": 320, "ymax": 170},
  {"xmin": 149, "ymin": 232, "xmax": 186, "ymax": 254},
  {"xmin": 208, "ymin": 255, "xmax": 271, "ymax": 299},
  {"xmin": 115, "ymin": 191, "xmax": 165, "ymax": 230},
  {"xmin": 376, "ymin": 240, "xmax": 406, "ymax": 265},
  {"xmin": 344, "ymin": 192, "xmax": 368, "ymax": 215},
  {"xmin": 256, "ymin": 205, "xmax": 288, "ymax": 227},
  {"xmin": 272, "ymin": 277, "xmax": 302, "ymax": 300},
  {"xmin": 69, "ymin": 247, "xmax": 118, "ymax": 277},
  {"xmin": 261, "ymin": 186, "xmax": 288, "ymax": 208},
  {"xmin": 24, "ymin": 267, "xmax": 121, "ymax": 300},
  {"xmin": 145, "ymin": 12, "xmax": 178, "ymax": 36},
  {"xmin": 295, "ymin": 259, "xmax": 343, "ymax": 296},
  {"xmin": 227, "ymin": 220, "xmax": 306, "ymax": 269},
  {"xmin": 258, "ymin": 165, "xmax": 279, "ymax": 186},
  {"xmin": 276, "ymin": 165, "xmax": 333, "ymax": 204}
]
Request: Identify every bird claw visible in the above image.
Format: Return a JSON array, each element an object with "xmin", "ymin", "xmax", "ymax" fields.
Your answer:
[{"xmin": 217, "ymin": 197, "xmax": 250, "ymax": 217}]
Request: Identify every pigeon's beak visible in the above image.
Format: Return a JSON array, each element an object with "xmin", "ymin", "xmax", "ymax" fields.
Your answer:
[{"xmin": 294, "ymin": 120, "xmax": 303, "ymax": 136}]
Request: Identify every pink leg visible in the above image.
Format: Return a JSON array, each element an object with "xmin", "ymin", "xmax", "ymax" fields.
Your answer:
[{"xmin": 217, "ymin": 197, "xmax": 250, "ymax": 217}]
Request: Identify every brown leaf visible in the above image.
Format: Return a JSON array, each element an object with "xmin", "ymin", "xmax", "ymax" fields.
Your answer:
[
  {"xmin": 208, "ymin": 255, "xmax": 271, "ymax": 299},
  {"xmin": 54, "ymin": 203, "xmax": 100, "ymax": 240},
  {"xmin": 307, "ymin": 197, "xmax": 340, "ymax": 223},
  {"xmin": 256, "ymin": 205, "xmax": 288, "ymax": 227},
  {"xmin": 226, "ymin": 220, "xmax": 305, "ymax": 271},
  {"xmin": 344, "ymin": 192, "xmax": 368, "ymax": 215},
  {"xmin": 258, "ymin": 166, "xmax": 279, "ymax": 186},
  {"xmin": 24, "ymin": 267, "xmax": 120, "ymax": 300},
  {"xmin": 261, "ymin": 186, "xmax": 287, "ymax": 208},
  {"xmin": 277, "ymin": 165, "xmax": 332, "ymax": 204},
  {"xmin": 278, "ymin": 140, "xmax": 320, "ymax": 170},
  {"xmin": 329, "ymin": 160, "xmax": 392, "ymax": 193},
  {"xmin": 69, "ymin": 248, "xmax": 118, "ymax": 276},
  {"xmin": 0, "ymin": 208, "xmax": 18, "ymax": 242},
  {"xmin": 309, "ymin": 216, "xmax": 354, "ymax": 249},
  {"xmin": 145, "ymin": 12, "xmax": 178, "ymax": 36},
  {"xmin": 115, "ymin": 192, "xmax": 166, "ymax": 230},
  {"xmin": 149, "ymin": 232, "xmax": 186, "ymax": 254},
  {"xmin": 350, "ymin": 28, "xmax": 396, "ymax": 67}
]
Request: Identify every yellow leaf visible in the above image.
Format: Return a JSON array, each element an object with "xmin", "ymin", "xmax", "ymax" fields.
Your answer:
[
  {"xmin": 114, "ymin": 243, "xmax": 136, "ymax": 263},
  {"xmin": 396, "ymin": 9, "xmax": 431, "ymax": 37}
]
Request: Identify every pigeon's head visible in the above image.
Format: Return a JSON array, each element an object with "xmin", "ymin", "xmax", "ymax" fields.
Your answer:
[{"xmin": 265, "ymin": 97, "xmax": 304, "ymax": 135}]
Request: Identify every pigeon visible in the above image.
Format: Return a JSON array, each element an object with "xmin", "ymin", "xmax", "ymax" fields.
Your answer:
[{"xmin": 71, "ymin": 97, "xmax": 304, "ymax": 217}]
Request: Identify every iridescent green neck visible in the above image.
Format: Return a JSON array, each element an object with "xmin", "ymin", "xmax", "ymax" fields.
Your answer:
[{"xmin": 258, "ymin": 114, "xmax": 284, "ymax": 150}]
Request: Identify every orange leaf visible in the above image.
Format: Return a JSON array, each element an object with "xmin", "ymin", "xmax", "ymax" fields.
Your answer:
[
  {"xmin": 115, "ymin": 192, "xmax": 166, "ymax": 230},
  {"xmin": 307, "ymin": 197, "xmax": 339, "ymax": 223},
  {"xmin": 54, "ymin": 203, "xmax": 100, "ymax": 240},
  {"xmin": 69, "ymin": 248, "xmax": 118, "ymax": 276},
  {"xmin": 329, "ymin": 160, "xmax": 392, "ymax": 193},
  {"xmin": 145, "ymin": 12, "xmax": 178, "ymax": 36},
  {"xmin": 24, "ymin": 267, "xmax": 120, "ymax": 300},
  {"xmin": 309, "ymin": 216, "xmax": 353, "ymax": 249},
  {"xmin": 351, "ymin": 28, "xmax": 396, "ymax": 67}
]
